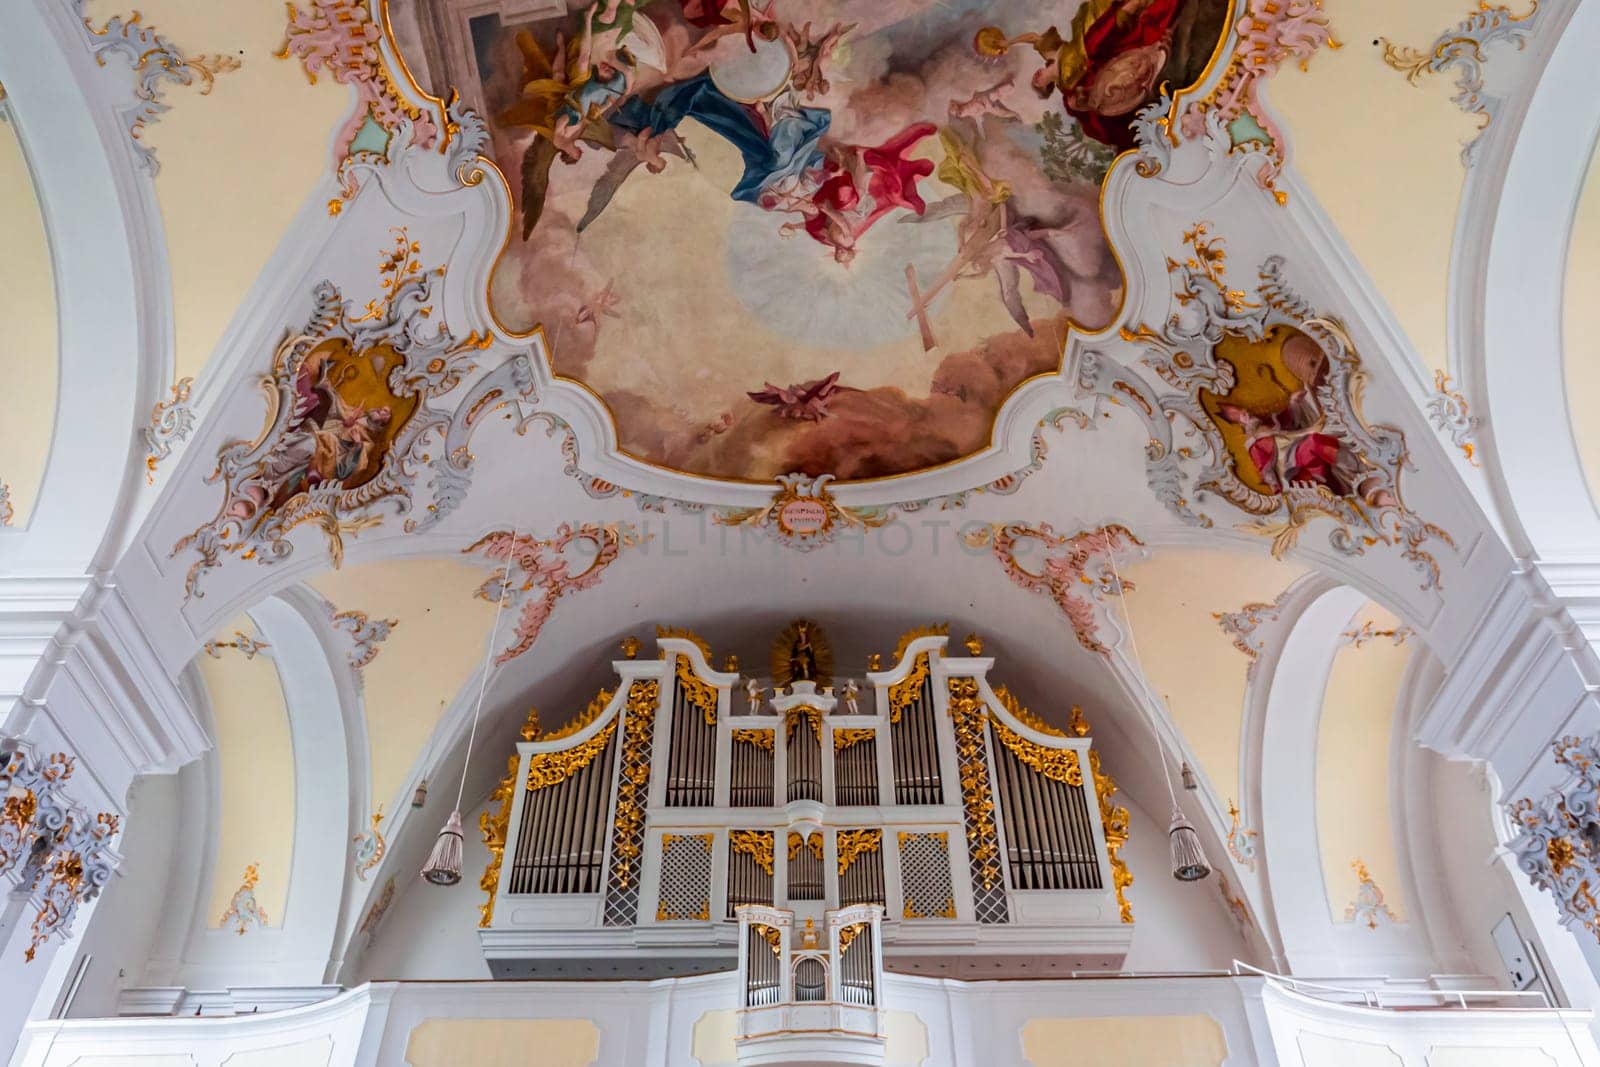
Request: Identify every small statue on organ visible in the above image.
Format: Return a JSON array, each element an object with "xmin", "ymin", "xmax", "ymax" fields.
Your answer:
[
  {"xmin": 746, "ymin": 677, "xmax": 765, "ymax": 713},
  {"xmin": 842, "ymin": 679, "xmax": 860, "ymax": 715}
]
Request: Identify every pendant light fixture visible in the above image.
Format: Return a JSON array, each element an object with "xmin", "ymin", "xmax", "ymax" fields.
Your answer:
[
  {"xmin": 1106, "ymin": 549, "xmax": 1212, "ymax": 883},
  {"xmin": 422, "ymin": 526, "xmax": 519, "ymax": 886}
]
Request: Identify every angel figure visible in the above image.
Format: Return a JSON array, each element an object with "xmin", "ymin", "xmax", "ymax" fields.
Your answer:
[
  {"xmin": 899, "ymin": 127, "xmax": 1072, "ymax": 345},
  {"xmin": 841, "ymin": 679, "xmax": 860, "ymax": 715},
  {"xmin": 747, "ymin": 371, "xmax": 840, "ymax": 421},
  {"xmin": 745, "ymin": 677, "xmax": 765, "ymax": 713},
  {"xmin": 784, "ymin": 20, "xmax": 853, "ymax": 98}
]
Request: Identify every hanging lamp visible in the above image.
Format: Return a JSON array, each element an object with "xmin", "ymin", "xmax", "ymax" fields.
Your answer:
[
  {"xmin": 422, "ymin": 526, "xmax": 519, "ymax": 886},
  {"xmin": 1106, "ymin": 549, "xmax": 1213, "ymax": 884}
]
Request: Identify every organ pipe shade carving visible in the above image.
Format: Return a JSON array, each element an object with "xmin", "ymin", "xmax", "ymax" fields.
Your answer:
[
  {"xmin": 731, "ymin": 729, "xmax": 776, "ymax": 807},
  {"xmin": 786, "ymin": 707, "xmax": 823, "ymax": 803},
  {"xmin": 511, "ymin": 721, "xmax": 616, "ymax": 894},
  {"xmin": 788, "ymin": 831, "xmax": 824, "ymax": 901},
  {"xmin": 889, "ymin": 663, "xmax": 942, "ymax": 805},
  {"xmin": 1090, "ymin": 748, "xmax": 1134, "ymax": 923},
  {"xmin": 667, "ymin": 662, "xmax": 718, "ymax": 807},
  {"xmin": 602, "ymin": 679, "xmax": 659, "ymax": 925},
  {"xmin": 837, "ymin": 829, "xmax": 885, "ymax": 907},
  {"xmin": 728, "ymin": 830, "xmax": 775, "ymax": 917}
]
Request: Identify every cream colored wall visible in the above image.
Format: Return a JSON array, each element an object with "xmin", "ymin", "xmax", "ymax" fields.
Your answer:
[
  {"xmin": 1427, "ymin": 1049, "xmax": 1560, "ymax": 1067},
  {"xmin": 405, "ymin": 1018, "xmax": 598, "ymax": 1067},
  {"xmin": 1122, "ymin": 550, "xmax": 1305, "ymax": 803},
  {"xmin": 1563, "ymin": 135, "xmax": 1600, "ymax": 506},
  {"xmin": 1021, "ymin": 1015, "xmax": 1227, "ymax": 1067},
  {"xmin": 309, "ymin": 558, "xmax": 497, "ymax": 811},
  {"xmin": 1298, "ymin": 1031, "xmax": 1403, "ymax": 1066},
  {"xmin": 690, "ymin": 1009, "xmax": 927, "ymax": 1067},
  {"xmin": 1315, "ymin": 602, "xmax": 1411, "ymax": 922},
  {"xmin": 0, "ymin": 107, "xmax": 59, "ymax": 527},
  {"xmin": 1268, "ymin": 0, "xmax": 1484, "ymax": 376},
  {"xmin": 198, "ymin": 614, "xmax": 294, "ymax": 928},
  {"xmin": 81, "ymin": 0, "xmax": 349, "ymax": 382}
]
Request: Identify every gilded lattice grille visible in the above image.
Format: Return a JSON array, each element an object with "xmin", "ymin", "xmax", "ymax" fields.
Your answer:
[
  {"xmin": 656, "ymin": 832, "xmax": 714, "ymax": 921},
  {"xmin": 602, "ymin": 680, "xmax": 659, "ymax": 927},
  {"xmin": 897, "ymin": 831, "xmax": 956, "ymax": 919}
]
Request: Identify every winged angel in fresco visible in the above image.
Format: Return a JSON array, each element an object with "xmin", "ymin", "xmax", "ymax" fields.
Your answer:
[{"xmin": 499, "ymin": 0, "xmax": 941, "ymax": 262}]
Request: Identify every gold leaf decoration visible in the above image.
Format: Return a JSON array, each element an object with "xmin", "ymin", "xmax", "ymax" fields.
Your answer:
[
  {"xmin": 526, "ymin": 719, "xmax": 617, "ymax": 791},
  {"xmin": 1090, "ymin": 749, "xmax": 1133, "ymax": 924},
  {"xmin": 990, "ymin": 716, "xmax": 1083, "ymax": 787},
  {"xmin": 892, "ymin": 623, "xmax": 948, "ymax": 661},
  {"xmin": 730, "ymin": 830, "xmax": 775, "ymax": 876},
  {"xmin": 771, "ymin": 619, "xmax": 833, "ymax": 688},
  {"xmin": 543, "ymin": 687, "xmax": 615, "ymax": 741},
  {"xmin": 836, "ymin": 829, "xmax": 882, "ymax": 876},
  {"xmin": 675, "ymin": 655, "xmax": 719, "ymax": 725},
  {"xmin": 655, "ymin": 625, "xmax": 712, "ymax": 661},
  {"xmin": 732, "ymin": 728, "xmax": 775, "ymax": 751}
]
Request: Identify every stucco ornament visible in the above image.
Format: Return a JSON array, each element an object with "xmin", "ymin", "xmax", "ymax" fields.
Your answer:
[
  {"xmin": 0, "ymin": 747, "xmax": 75, "ymax": 882},
  {"xmin": 1075, "ymin": 226, "xmax": 1454, "ymax": 589},
  {"xmin": 1380, "ymin": 1, "xmax": 1543, "ymax": 166},
  {"xmin": 465, "ymin": 524, "xmax": 650, "ymax": 664},
  {"xmin": 1509, "ymin": 734, "xmax": 1600, "ymax": 944},
  {"xmin": 172, "ymin": 231, "xmax": 511, "ymax": 597},
  {"xmin": 76, "ymin": 5, "xmax": 241, "ymax": 175},
  {"xmin": 963, "ymin": 522, "xmax": 1142, "ymax": 654},
  {"xmin": 26, "ymin": 811, "xmax": 120, "ymax": 961}
]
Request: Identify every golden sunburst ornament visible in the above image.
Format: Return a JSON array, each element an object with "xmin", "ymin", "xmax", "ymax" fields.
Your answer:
[{"xmin": 771, "ymin": 619, "xmax": 833, "ymax": 689}]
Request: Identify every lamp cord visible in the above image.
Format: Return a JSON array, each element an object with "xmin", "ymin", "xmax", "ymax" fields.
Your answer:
[
  {"xmin": 1106, "ymin": 547, "xmax": 1182, "ymax": 814},
  {"xmin": 455, "ymin": 525, "xmax": 518, "ymax": 812}
]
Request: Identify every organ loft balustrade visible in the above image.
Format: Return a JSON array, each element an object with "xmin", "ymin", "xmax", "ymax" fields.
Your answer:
[{"xmin": 477, "ymin": 622, "xmax": 1134, "ymax": 981}]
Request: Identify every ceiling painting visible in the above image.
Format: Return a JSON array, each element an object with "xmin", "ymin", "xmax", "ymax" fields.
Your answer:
[
  {"xmin": 391, "ymin": 0, "xmax": 1232, "ymax": 484},
  {"xmin": 0, "ymin": 96, "xmax": 57, "ymax": 529}
]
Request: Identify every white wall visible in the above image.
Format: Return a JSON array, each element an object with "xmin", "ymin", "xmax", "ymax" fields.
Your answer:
[{"xmin": 14, "ymin": 973, "xmax": 1599, "ymax": 1067}]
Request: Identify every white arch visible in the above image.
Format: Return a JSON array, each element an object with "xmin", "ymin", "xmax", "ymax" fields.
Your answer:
[
  {"xmin": 0, "ymin": 0, "xmax": 170, "ymax": 578},
  {"xmin": 1473, "ymin": 0, "xmax": 1600, "ymax": 566}
]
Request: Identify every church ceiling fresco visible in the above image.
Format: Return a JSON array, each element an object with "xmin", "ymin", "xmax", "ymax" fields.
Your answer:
[{"xmin": 394, "ymin": 0, "xmax": 1233, "ymax": 483}]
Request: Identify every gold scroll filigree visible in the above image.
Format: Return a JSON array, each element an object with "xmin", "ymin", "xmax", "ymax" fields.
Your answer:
[
  {"xmin": 1090, "ymin": 749, "xmax": 1134, "ymax": 924},
  {"xmin": 833, "ymin": 727, "xmax": 876, "ymax": 752},
  {"xmin": 527, "ymin": 719, "xmax": 617, "ymax": 791},
  {"xmin": 785, "ymin": 704, "xmax": 822, "ymax": 740},
  {"xmin": 729, "ymin": 830, "xmax": 775, "ymax": 876},
  {"xmin": 990, "ymin": 716, "xmax": 1083, "ymax": 787},
  {"xmin": 609, "ymin": 680, "xmax": 659, "ymax": 890},
  {"xmin": 947, "ymin": 678, "xmax": 1004, "ymax": 896},
  {"xmin": 839, "ymin": 921, "xmax": 868, "ymax": 953},
  {"xmin": 752, "ymin": 922, "xmax": 782, "ymax": 955},
  {"xmin": 788, "ymin": 830, "xmax": 823, "ymax": 861},
  {"xmin": 992, "ymin": 684, "xmax": 1068, "ymax": 739},
  {"xmin": 732, "ymin": 728, "xmax": 775, "ymax": 751},
  {"xmin": 836, "ymin": 829, "xmax": 882, "ymax": 876},
  {"xmin": 478, "ymin": 751, "xmax": 519, "ymax": 927},
  {"xmin": 674, "ymin": 655, "xmax": 719, "ymax": 726},
  {"xmin": 887, "ymin": 653, "xmax": 930, "ymax": 724}
]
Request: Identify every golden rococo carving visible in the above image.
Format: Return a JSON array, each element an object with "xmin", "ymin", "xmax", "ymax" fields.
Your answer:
[
  {"xmin": 526, "ymin": 718, "xmax": 617, "ymax": 791},
  {"xmin": 836, "ymin": 829, "xmax": 882, "ymax": 876},
  {"xmin": 607, "ymin": 679, "xmax": 660, "ymax": 890},
  {"xmin": 729, "ymin": 830, "xmax": 775, "ymax": 876}
]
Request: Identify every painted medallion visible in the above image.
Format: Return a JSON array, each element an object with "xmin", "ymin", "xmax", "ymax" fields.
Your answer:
[{"xmin": 394, "ymin": 0, "xmax": 1230, "ymax": 481}]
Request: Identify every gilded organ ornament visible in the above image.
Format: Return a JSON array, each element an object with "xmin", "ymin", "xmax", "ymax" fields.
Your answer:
[{"xmin": 772, "ymin": 619, "xmax": 833, "ymax": 688}]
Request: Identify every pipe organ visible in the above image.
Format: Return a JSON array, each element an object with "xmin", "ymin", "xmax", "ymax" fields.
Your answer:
[{"xmin": 479, "ymin": 623, "xmax": 1134, "ymax": 981}]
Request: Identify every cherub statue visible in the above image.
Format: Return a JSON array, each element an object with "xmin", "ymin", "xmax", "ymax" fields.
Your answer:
[
  {"xmin": 746, "ymin": 677, "xmax": 765, "ymax": 713},
  {"xmin": 841, "ymin": 679, "xmax": 860, "ymax": 715}
]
